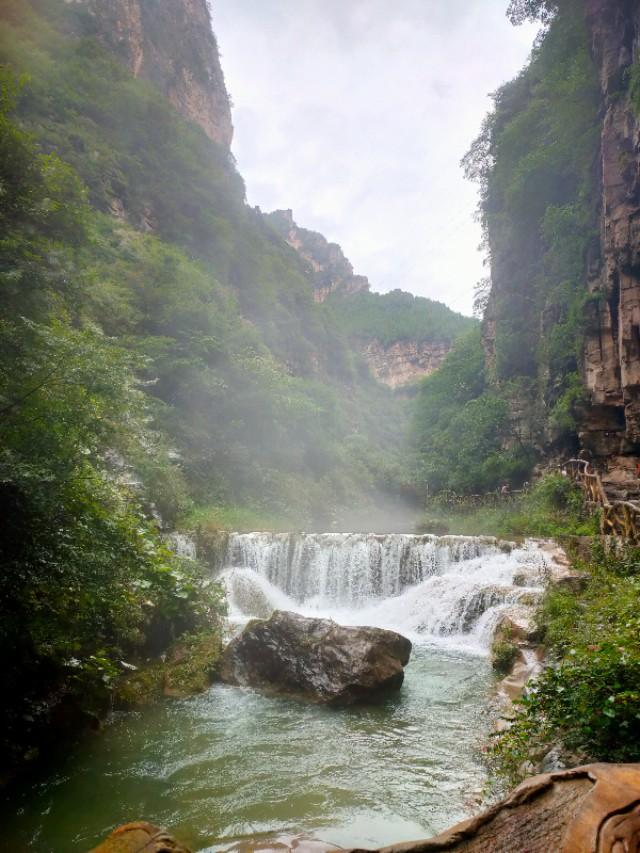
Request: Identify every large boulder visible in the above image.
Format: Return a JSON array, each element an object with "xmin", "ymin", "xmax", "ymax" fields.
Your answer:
[{"xmin": 219, "ymin": 610, "xmax": 411, "ymax": 705}]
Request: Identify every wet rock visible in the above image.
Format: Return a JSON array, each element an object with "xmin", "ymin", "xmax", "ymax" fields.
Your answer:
[
  {"xmin": 493, "ymin": 608, "xmax": 540, "ymax": 645},
  {"xmin": 454, "ymin": 585, "xmax": 512, "ymax": 632},
  {"xmin": 376, "ymin": 763, "xmax": 640, "ymax": 852},
  {"xmin": 113, "ymin": 630, "xmax": 223, "ymax": 708},
  {"xmin": 219, "ymin": 610, "xmax": 411, "ymax": 705},
  {"xmin": 89, "ymin": 821, "xmax": 191, "ymax": 852}
]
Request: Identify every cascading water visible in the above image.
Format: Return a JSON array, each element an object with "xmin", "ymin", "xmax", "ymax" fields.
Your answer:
[
  {"xmin": 4, "ymin": 532, "xmax": 552, "ymax": 851},
  {"xmin": 221, "ymin": 532, "xmax": 548, "ymax": 653}
]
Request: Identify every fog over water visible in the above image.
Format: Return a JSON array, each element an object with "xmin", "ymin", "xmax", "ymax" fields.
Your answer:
[{"xmin": 213, "ymin": 0, "xmax": 539, "ymax": 314}]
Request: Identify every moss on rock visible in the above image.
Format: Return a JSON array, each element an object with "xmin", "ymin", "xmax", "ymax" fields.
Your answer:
[{"xmin": 113, "ymin": 630, "xmax": 223, "ymax": 708}]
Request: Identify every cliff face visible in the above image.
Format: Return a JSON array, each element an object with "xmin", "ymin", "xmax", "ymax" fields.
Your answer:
[
  {"xmin": 266, "ymin": 210, "xmax": 370, "ymax": 303},
  {"xmin": 75, "ymin": 0, "xmax": 233, "ymax": 146},
  {"xmin": 363, "ymin": 339, "xmax": 450, "ymax": 389},
  {"xmin": 475, "ymin": 1, "xmax": 640, "ymax": 486},
  {"xmin": 581, "ymin": 0, "xmax": 640, "ymax": 465}
]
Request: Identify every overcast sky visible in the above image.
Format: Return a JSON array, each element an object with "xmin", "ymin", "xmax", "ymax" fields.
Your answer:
[{"xmin": 212, "ymin": 1, "xmax": 538, "ymax": 316}]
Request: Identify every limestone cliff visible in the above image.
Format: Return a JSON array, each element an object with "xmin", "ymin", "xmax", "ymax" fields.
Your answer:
[
  {"xmin": 72, "ymin": 0, "xmax": 232, "ymax": 146},
  {"xmin": 266, "ymin": 210, "xmax": 370, "ymax": 303},
  {"xmin": 581, "ymin": 1, "xmax": 640, "ymax": 467},
  {"xmin": 475, "ymin": 1, "xmax": 640, "ymax": 486},
  {"xmin": 363, "ymin": 339, "xmax": 450, "ymax": 388}
]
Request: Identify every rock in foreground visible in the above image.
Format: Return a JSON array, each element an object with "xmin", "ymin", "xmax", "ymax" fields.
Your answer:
[
  {"xmin": 89, "ymin": 821, "xmax": 191, "ymax": 852},
  {"xmin": 219, "ymin": 610, "xmax": 411, "ymax": 705}
]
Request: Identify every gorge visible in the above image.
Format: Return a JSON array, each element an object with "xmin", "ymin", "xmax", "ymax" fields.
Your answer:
[{"xmin": 3, "ymin": 0, "xmax": 640, "ymax": 850}]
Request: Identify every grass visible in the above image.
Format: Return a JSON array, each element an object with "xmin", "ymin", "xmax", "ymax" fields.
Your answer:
[
  {"xmin": 184, "ymin": 503, "xmax": 304, "ymax": 534},
  {"xmin": 417, "ymin": 475, "xmax": 599, "ymax": 539}
]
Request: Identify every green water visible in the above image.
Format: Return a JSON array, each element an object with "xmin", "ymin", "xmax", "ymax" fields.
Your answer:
[{"xmin": 2, "ymin": 646, "xmax": 491, "ymax": 852}]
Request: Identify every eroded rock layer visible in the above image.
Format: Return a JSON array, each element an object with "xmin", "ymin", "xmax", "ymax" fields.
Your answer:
[
  {"xmin": 266, "ymin": 209, "xmax": 370, "ymax": 303},
  {"xmin": 582, "ymin": 0, "xmax": 640, "ymax": 461},
  {"xmin": 363, "ymin": 339, "xmax": 451, "ymax": 388},
  {"xmin": 74, "ymin": 0, "xmax": 233, "ymax": 146}
]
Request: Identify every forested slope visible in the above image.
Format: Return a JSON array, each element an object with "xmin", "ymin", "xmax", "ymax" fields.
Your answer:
[
  {"xmin": 412, "ymin": 0, "xmax": 640, "ymax": 497},
  {"xmin": 0, "ymin": 0, "xmax": 415, "ymax": 530},
  {"xmin": 0, "ymin": 0, "xmax": 423, "ymax": 774}
]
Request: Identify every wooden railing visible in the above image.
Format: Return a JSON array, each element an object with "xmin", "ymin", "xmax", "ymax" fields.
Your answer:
[{"xmin": 562, "ymin": 458, "xmax": 640, "ymax": 544}]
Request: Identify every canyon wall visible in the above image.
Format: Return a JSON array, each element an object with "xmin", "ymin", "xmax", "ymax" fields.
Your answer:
[
  {"xmin": 363, "ymin": 339, "xmax": 450, "ymax": 389},
  {"xmin": 266, "ymin": 210, "xmax": 370, "ymax": 303},
  {"xmin": 73, "ymin": 0, "xmax": 232, "ymax": 146},
  {"xmin": 581, "ymin": 0, "xmax": 640, "ymax": 469},
  {"xmin": 475, "ymin": 1, "xmax": 640, "ymax": 488}
]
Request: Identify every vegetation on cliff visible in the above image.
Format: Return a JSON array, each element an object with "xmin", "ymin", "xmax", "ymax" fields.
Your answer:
[
  {"xmin": 411, "ymin": 328, "xmax": 535, "ymax": 495},
  {"xmin": 411, "ymin": 0, "xmax": 600, "ymax": 497},
  {"xmin": 0, "ymin": 67, "xmax": 226, "ymax": 773},
  {"xmin": 327, "ymin": 289, "xmax": 474, "ymax": 348},
  {"xmin": 0, "ymin": 0, "xmax": 414, "ymax": 530}
]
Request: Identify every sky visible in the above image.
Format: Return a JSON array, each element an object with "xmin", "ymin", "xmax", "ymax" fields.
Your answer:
[{"xmin": 212, "ymin": 1, "xmax": 539, "ymax": 316}]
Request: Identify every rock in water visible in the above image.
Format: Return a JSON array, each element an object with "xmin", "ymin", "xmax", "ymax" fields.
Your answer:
[
  {"xmin": 89, "ymin": 821, "xmax": 191, "ymax": 852},
  {"xmin": 219, "ymin": 610, "xmax": 411, "ymax": 705}
]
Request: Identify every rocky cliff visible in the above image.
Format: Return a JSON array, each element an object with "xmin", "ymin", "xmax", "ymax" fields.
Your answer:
[
  {"xmin": 472, "ymin": 1, "xmax": 640, "ymax": 487},
  {"xmin": 363, "ymin": 339, "xmax": 450, "ymax": 388},
  {"xmin": 266, "ymin": 210, "xmax": 370, "ymax": 303},
  {"xmin": 73, "ymin": 0, "xmax": 233, "ymax": 146},
  {"xmin": 581, "ymin": 1, "xmax": 640, "ymax": 471}
]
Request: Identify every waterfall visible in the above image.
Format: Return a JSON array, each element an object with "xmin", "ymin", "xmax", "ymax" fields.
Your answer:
[
  {"xmin": 220, "ymin": 533, "xmax": 549, "ymax": 654},
  {"xmin": 167, "ymin": 532, "xmax": 197, "ymax": 560}
]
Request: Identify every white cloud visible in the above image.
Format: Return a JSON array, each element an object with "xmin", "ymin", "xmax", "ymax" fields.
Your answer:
[{"xmin": 212, "ymin": 0, "xmax": 538, "ymax": 315}]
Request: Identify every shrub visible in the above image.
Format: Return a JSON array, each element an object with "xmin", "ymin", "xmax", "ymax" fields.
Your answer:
[{"xmin": 492, "ymin": 543, "xmax": 640, "ymax": 784}]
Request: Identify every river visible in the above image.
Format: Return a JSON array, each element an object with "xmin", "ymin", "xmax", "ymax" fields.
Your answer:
[{"xmin": 2, "ymin": 533, "xmax": 549, "ymax": 851}]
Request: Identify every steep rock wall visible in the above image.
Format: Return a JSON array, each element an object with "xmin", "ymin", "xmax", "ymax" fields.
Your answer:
[
  {"xmin": 73, "ymin": 0, "xmax": 232, "ymax": 146},
  {"xmin": 363, "ymin": 339, "xmax": 450, "ymax": 388},
  {"xmin": 266, "ymin": 210, "xmax": 370, "ymax": 303},
  {"xmin": 582, "ymin": 0, "xmax": 640, "ymax": 462}
]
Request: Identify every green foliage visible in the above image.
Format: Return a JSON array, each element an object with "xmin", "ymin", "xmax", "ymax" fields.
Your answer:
[
  {"xmin": 411, "ymin": 328, "xmax": 535, "ymax": 494},
  {"xmin": 507, "ymin": 0, "xmax": 558, "ymax": 25},
  {"xmin": 418, "ymin": 473, "xmax": 597, "ymax": 538},
  {"xmin": 327, "ymin": 289, "xmax": 475, "ymax": 348},
  {"xmin": 493, "ymin": 543, "xmax": 640, "ymax": 783},
  {"xmin": 114, "ymin": 629, "xmax": 224, "ymax": 707},
  {"xmin": 464, "ymin": 0, "xmax": 599, "ymax": 449},
  {"xmin": 0, "ymin": 67, "xmax": 224, "ymax": 770},
  {"xmin": 492, "ymin": 639, "xmax": 520, "ymax": 675}
]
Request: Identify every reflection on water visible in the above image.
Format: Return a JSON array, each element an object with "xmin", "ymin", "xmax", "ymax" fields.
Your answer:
[{"xmin": 1, "ymin": 646, "xmax": 490, "ymax": 852}]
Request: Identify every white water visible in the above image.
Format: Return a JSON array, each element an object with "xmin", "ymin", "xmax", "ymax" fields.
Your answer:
[
  {"xmin": 167, "ymin": 532, "xmax": 197, "ymax": 560},
  {"xmin": 221, "ymin": 533, "xmax": 549, "ymax": 654}
]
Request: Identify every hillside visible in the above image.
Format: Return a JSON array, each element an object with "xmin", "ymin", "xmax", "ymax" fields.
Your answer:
[
  {"xmin": 412, "ymin": 0, "xmax": 640, "ymax": 498},
  {"xmin": 0, "ymin": 0, "xmax": 425, "ymax": 773},
  {"xmin": 265, "ymin": 209, "xmax": 474, "ymax": 388},
  {"xmin": 327, "ymin": 290, "xmax": 475, "ymax": 388},
  {"xmin": 0, "ymin": 0, "xmax": 419, "ymax": 531}
]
